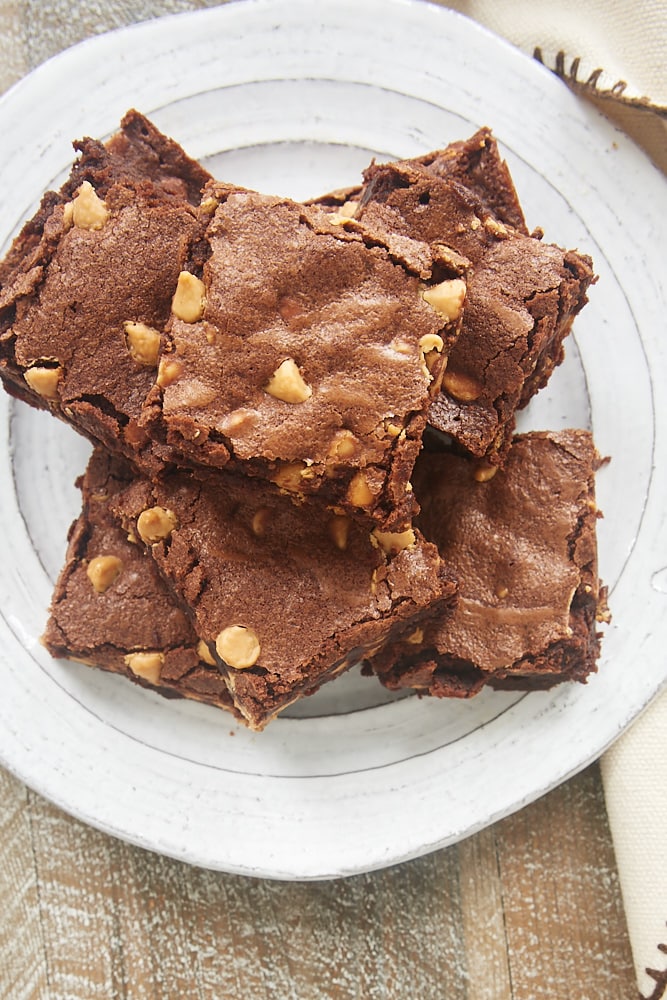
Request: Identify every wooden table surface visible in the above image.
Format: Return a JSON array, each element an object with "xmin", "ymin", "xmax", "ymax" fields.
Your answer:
[{"xmin": 0, "ymin": 2, "xmax": 640, "ymax": 998}]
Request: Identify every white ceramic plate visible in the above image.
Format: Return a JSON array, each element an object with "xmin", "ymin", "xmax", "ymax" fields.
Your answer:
[{"xmin": 1, "ymin": 0, "xmax": 666, "ymax": 880}]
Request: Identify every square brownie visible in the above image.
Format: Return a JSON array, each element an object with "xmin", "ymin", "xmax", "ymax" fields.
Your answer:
[
  {"xmin": 0, "ymin": 111, "xmax": 211, "ymax": 476},
  {"xmin": 352, "ymin": 153, "xmax": 595, "ymax": 468},
  {"xmin": 108, "ymin": 459, "xmax": 457, "ymax": 730},
  {"xmin": 365, "ymin": 430, "xmax": 609, "ymax": 697},
  {"xmin": 1, "ymin": 115, "xmax": 467, "ymax": 530},
  {"xmin": 136, "ymin": 181, "xmax": 467, "ymax": 529},
  {"xmin": 42, "ymin": 448, "xmax": 237, "ymax": 715}
]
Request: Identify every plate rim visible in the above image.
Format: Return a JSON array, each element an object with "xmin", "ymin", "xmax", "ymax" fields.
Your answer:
[{"xmin": 1, "ymin": 0, "xmax": 666, "ymax": 880}]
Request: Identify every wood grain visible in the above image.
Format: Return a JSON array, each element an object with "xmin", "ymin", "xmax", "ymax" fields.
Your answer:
[{"xmin": 0, "ymin": 763, "xmax": 636, "ymax": 1000}]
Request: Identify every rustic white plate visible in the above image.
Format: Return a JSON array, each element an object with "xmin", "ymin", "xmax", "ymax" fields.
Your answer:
[{"xmin": 0, "ymin": 0, "xmax": 665, "ymax": 880}]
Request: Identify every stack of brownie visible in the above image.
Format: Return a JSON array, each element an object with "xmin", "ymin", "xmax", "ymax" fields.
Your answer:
[{"xmin": 0, "ymin": 111, "xmax": 609, "ymax": 729}]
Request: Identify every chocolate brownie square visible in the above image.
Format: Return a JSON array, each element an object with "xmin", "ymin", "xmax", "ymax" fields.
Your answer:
[
  {"xmin": 1, "ymin": 115, "xmax": 467, "ymax": 530},
  {"xmin": 353, "ymin": 155, "xmax": 595, "ymax": 468},
  {"xmin": 138, "ymin": 181, "xmax": 466, "ymax": 529},
  {"xmin": 43, "ymin": 448, "xmax": 236, "ymax": 714},
  {"xmin": 109, "ymin": 460, "xmax": 457, "ymax": 730},
  {"xmin": 0, "ymin": 111, "xmax": 211, "ymax": 476},
  {"xmin": 365, "ymin": 431, "xmax": 609, "ymax": 697}
]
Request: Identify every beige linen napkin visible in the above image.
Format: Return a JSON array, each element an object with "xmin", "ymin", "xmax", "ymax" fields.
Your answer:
[
  {"xmin": 432, "ymin": 4, "xmax": 667, "ymax": 995},
  {"xmin": 601, "ymin": 692, "xmax": 667, "ymax": 1000},
  {"xmin": 438, "ymin": 0, "xmax": 667, "ymax": 172}
]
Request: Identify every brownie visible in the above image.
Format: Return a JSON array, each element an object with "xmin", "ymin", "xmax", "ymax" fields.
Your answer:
[
  {"xmin": 365, "ymin": 431, "xmax": 609, "ymax": 697},
  {"xmin": 0, "ymin": 111, "xmax": 211, "ymax": 475},
  {"xmin": 135, "ymin": 181, "xmax": 466, "ymax": 529},
  {"xmin": 352, "ymin": 155, "xmax": 595, "ymax": 468},
  {"xmin": 313, "ymin": 127, "xmax": 528, "ymax": 235},
  {"xmin": 109, "ymin": 459, "xmax": 457, "ymax": 730},
  {"xmin": 406, "ymin": 127, "xmax": 528, "ymax": 235},
  {"xmin": 42, "ymin": 448, "xmax": 237, "ymax": 715},
  {"xmin": 1, "ymin": 119, "xmax": 467, "ymax": 530}
]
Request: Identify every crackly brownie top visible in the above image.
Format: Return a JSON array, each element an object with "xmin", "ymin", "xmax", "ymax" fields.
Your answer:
[
  {"xmin": 311, "ymin": 128, "xmax": 527, "ymax": 234},
  {"xmin": 43, "ymin": 448, "xmax": 235, "ymax": 712},
  {"xmin": 356, "ymin": 160, "xmax": 595, "ymax": 462},
  {"xmin": 110, "ymin": 459, "xmax": 456, "ymax": 727},
  {"xmin": 404, "ymin": 127, "xmax": 528, "ymax": 234},
  {"xmin": 44, "ymin": 450, "xmax": 197, "ymax": 659},
  {"xmin": 147, "ymin": 182, "xmax": 466, "ymax": 529},
  {"xmin": 404, "ymin": 430, "xmax": 603, "ymax": 673},
  {"xmin": 0, "ymin": 113, "xmax": 211, "ymax": 471},
  {"xmin": 1, "ymin": 183, "xmax": 198, "ymax": 420}
]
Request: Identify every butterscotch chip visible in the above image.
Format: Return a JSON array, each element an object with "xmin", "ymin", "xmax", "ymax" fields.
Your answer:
[
  {"xmin": 265, "ymin": 358, "xmax": 312, "ymax": 404},
  {"xmin": 124, "ymin": 322, "xmax": 161, "ymax": 367},
  {"xmin": 422, "ymin": 279, "xmax": 466, "ymax": 322},
  {"xmin": 372, "ymin": 527, "xmax": 416, "ymax": 556},
  {"xmin": 474, "ymin": 462, "xmax": 498, "ymax": 483},
  {"xmin": 484, "ymin": 217, "xmax": 509, "ymax": 238},
  {"xmin": 24, "ymin": 365, "xmax": 61, "ymax": 400},
  {"xmin": 328, "ymin": 514, "xmax": 351, "ymax": 551},
  {"xmin": 172, "ymin": 271, "xmax": 206, "ymax": 323},
  {"xmin": 156, "ymin": 357, "xmax": 182, "ymax": 388},
  {"xmin": 251, "ymin": 508, "xmax": 271, "ymax": 537},
  {"xmin": 124, "ymin": 651, "xmax": 164, "ymax": 685},
  {"xmin": 196, "ymin": 639, "xmax": 217, "ymax": 666},
  {"xmin": 328, "ymin": 430, "xmax": 358, "ymax": 461},
  {"xmin": 442, "ymin": 370, "xmax": 483, "ymax": 402},
  {"xmin": 272, "ymin": 462, "xmax": 307, "ymax": 493},
  {"xmin": 347, "ymin": 471, "xmax": 374, "ymax": 508},
  {"xmin": 406, "ymin": 627, "xmax": 424, "ymax": 645},
  {"xmin": 215, "ymin": 626, "xmax": 261, "ymax": 670},
  {"xmin": 418, "ymin": 333, "xmax": 445, "ymax": 379},
  {"xmin": 86, "ymin": 555, "xmax": 123, "ymax": 593},
  {"xmin": 71, "ymin": 181, "xmax": 110, "ymax": 231},
  {"xmin": 136, "ymin": 506, "xmax": 177, "ymax": 544}
]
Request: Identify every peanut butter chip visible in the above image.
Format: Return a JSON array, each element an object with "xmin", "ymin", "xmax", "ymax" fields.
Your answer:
[
  {"xmin": 71, "ymin": 181, "xmax": 110, "ymax": 230},
  {"xmin": 172, "ymin": 271, "xmax": 206, "ymax": 323},
  {"xmin": 272, "ymin": 462, "xmax": 307, "ymax": 493},
  {"xmin": 24, "ymin": 365, "xmax": 61, "ymax": 400},
  {"xmin": 156, "ymin": 357, "xmax": 182, "ymax": 388},
  {"xmin": 328, "ymin": 514, "xmax": 351, "ymax": 551},
  {"xmin": 418, "ymin": 333, "xmax": 445, "ymax": 379},
  {"xmin": 137, "ymin": 506, "xmax": 178, "ymax": 544},
  {"xmin": 197, "ymin": 639, "xmax": 217, "ymax": 667},
  {"xmin": 265, "ymin": 358, "xmax": 312, "ymax": 404},
  {"xmin": 474, "ymin": 462, "xmax": 498, "ymax": 483},
  {"xmin": 86, "ymin": 555, "xmax": 123, "ymax": 594},
  {"xmin": 443, "ymin": 370, "xmax": 483, "ymax": 402},
  {"xmin": 422, "ymin": 278, "xmax": 467, "ymax": 322},
  {"xmin": 406, "ymin": 627, "xmax": 425, "ymax": 645},
  {"xmin": 251, "ymin": 508, "xmax": 271, "ymax": 537},
  {"xmin": 372, "ymin": 527, "xmax": 417, "ymax": 556},
  {"xmin": 124, "ymin": 322, "xmax": 161, "ymax": 367},
  {"xmin": 215, "ymin": 626, "xmax": 261, "ymax": 670},
  {"xmin": 328, "ymin": 430, "xmax": 358, "ymax": 461},
  {"xmin": 124, "ymin": 651, "xmax": 164, "ymax": 685},
  {"xmin": 347, "ymin": 471, "xmax": 374, "ymax": 508}
]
